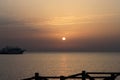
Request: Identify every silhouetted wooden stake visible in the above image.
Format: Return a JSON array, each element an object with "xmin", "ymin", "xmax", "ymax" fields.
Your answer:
[
  {"xmin": 111, "ymin": 74, "xmax": 115, "ymax": 80},
  {"xmin": 60, "ymin": 76, "xmax": 65, "ymax": 80},
  {"xmin": 35, "ymin": 73, "xmax": 39, "ymax": 80},
  {"xmin": 22, "ymin": 71, "xmax": 120, "ymax": 80},
  {"xmin": 82, "ymin": 71, "xmax": 86, "ymax": 80}
]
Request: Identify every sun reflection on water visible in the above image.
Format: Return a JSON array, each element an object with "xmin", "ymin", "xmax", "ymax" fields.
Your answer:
[{"xmin": 59, "ymin": 54, "xmax": 69, "ymax": 75}]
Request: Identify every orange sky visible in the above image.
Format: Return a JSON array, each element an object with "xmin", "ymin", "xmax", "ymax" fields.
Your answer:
[{"xmin": 0, "ymin": 0, "xmax": 120, "ymax": 51}]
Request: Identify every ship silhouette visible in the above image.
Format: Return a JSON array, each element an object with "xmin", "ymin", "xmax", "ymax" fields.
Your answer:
[{"xmin": 0, "ymin": 46, "xmax": 25, "ymax": 54}]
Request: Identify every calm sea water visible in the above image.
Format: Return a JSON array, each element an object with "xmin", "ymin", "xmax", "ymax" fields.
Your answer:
[{"xmin": 0, "ymin": 52, "xmax": 120, "ymax": 80}]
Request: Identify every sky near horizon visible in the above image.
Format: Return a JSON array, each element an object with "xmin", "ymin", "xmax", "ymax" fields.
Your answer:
[{"xmin": 0, "ymin": 0, "xmax": 120, "ymax": 51}]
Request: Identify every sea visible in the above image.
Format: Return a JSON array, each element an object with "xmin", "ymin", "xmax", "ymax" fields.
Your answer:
[{"xmin": 0, "ymin": 52, "xmax": 120, "ymax": 80}]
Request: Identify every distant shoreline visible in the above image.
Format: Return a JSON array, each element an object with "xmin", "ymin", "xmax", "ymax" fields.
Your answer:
[{"xmin": 26, "ymin": 50, "xmax": 120, "ymax": 53}]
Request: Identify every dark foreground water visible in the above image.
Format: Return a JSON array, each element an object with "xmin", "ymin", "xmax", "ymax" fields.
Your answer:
[{"xmin": 0, "ymin": 52, "xmax": 120, "ymax": 80}]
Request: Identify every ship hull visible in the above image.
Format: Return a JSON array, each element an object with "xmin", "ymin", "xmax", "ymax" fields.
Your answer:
[
  {"xmin": 0, "ymin": 47, "xmax": 25, "ymax": 54},
  {"xmin": 0, "ymin": 51, "xmax": 24, "ymax": 54},
  {"xmin": 0, "ymin": 48, "xmax": 25, "ymax": 54}
]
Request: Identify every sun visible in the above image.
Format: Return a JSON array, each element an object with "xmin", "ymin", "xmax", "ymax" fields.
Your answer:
[{"xmin": 62, "ymin": 37, "xmax": 66, "ymax": 41}]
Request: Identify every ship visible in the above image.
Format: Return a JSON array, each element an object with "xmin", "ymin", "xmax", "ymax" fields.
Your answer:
[{"xmin": 0, "ymin": 46, "xmax": 25, "ymax": 54}]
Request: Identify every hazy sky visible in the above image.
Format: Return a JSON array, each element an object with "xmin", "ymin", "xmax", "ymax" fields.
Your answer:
[{"xmin": 0, "ymin": 0, "xmax": 120, "ymax": 51}]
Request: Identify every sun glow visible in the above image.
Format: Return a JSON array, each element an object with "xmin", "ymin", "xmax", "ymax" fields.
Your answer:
[{"xmin": 62, "ymin": 37, "xmax": 66, "ymax": 41}]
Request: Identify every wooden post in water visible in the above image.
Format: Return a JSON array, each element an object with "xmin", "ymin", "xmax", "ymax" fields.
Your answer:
[
  {"xmin": 35, "ymin": 73, "xmax": 39, "ymax": 80},
  {"xmin": 82, "ymin": 71, "xmax": 86, "ymax": 80},
  {"xmin": 111, "ymin": 74, "xmax": 115, "ymax": 80},
  {"xmin": 22, "ymin": 71, "xmax": 120, "ymax": 80},
  {"xmin": 60, "ymin": 76, "xmax": 65, "ymax": 80}
]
